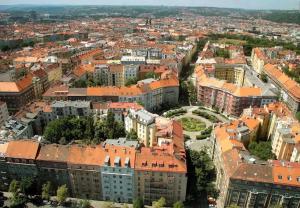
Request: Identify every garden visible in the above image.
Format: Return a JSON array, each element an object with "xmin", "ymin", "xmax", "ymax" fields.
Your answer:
[{"xmin": 178, "ymin": 117, "xmax": 206, "ymax": 132}]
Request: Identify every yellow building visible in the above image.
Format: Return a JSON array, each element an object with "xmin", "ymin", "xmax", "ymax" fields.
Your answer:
[
  {"xmin": 214, "ymin": 65, "xmax": 245, "ymax": 86},
  {"xmin": 125, "ymin": 109, "xmax": 157, "ymax": 147}
]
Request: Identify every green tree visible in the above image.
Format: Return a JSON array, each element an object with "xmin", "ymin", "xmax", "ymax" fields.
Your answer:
[
  {"xmin": 56, "ymin": 185, "xmax": 68, "ymax": 204},
  {"xmin": 152, "ymin": 197, "xmax": 166, "ymax": 208},
  {"xmin": 173, "ymin": 201, "xmax": 184, "ymax": 208},
  {"xmin": 79, "ymin": 199, "xmax": 91, "ymax": 208},
  {"xmin": 20, "ymin": 177, "xmax": 35, "ymax": 196},
  {"xmin": 296, "ymin": 111, "xmax": 300, "ymax": 122},
  {"xmin": 42, "ymin": 181, "xmax": 52, "ymax": 201},
  {"xmin": 248, "ymin": 141, "xmax": 276, "ymax": 160},
  {"xmin": 9, "ymin": 195, "xmax": 27, "ymax": 208},
  {"xmin": 133, "ymin": 197, "xmax": 144, "ymax": 208},
  {"xmin": 215, "ymin": 49, "xmax": 230, "ymax": 58},
  {"xmin": 145, "ymin": 71, "xmax": 156, "ymax": 79},
  {"xmin": 125, "ymin": 78, "xmax": 139, "ymax": 86},
  {"xmin": 126, "ymin": 129, "xmax": 138, "ymax": 141},
  {"xmin": 186, "ymin": 149, "xmax": 218, "ymax": 203},
  {"xmin": 9, "ymin": 180, "xmax": 20, "ymax": 195}
]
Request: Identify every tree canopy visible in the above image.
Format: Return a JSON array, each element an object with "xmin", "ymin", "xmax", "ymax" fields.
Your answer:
[
  {"xmin": 133, "ymin": 197, "xmax": 144, "ymax": 208},
  {"xmin": 152, "ymin": 197, "xmax": 166, "ymax": 208},
  {"xmin": 173, "ymin": 201, "xmax": 184, "ymax": 208},
  {"xmin": 57, "ymin": 185, "xmax": 68, "ymax": 204},
  {"xmin": 186, "ymin": 149, "xmax": 219, "ymax": 203},
  {"xmin": 248, "ymin": 141, "xmax": 276, "ymax": 161},
  {"xmin": 43, "ymin": 114, "xmax": 126, "ymax": 144}
]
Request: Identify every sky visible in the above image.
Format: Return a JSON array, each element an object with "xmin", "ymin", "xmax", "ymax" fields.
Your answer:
[{"xmin": 0, "ymin": 0, "xmax": 299, "ymax": 10}]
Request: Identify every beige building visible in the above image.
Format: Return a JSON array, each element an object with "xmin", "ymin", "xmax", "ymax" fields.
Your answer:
[
  {"xmin": 67, "ymin": 145, "xmax": 103, "ymax": 200},
  {"xmin": 125, "ymin": 109, "xmax": 157, "ymax": 147},
  {"xmin": 134, "ymin": 121, "xmax": 187, "ymax": 206},
  {"xmin": 214, "ymin": 65, "xmax": 245, "ymax": 86}
]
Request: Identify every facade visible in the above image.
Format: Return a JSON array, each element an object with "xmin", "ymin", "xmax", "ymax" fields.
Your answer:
[
  {"xmin": 43, "ymin": 77, "xmax": 179, "ymax": 112},
  {"xmin": 134, "ymin": 121, "xmax": 187, "ymax": 206},
  {"xmin": 101, "ymin": 145, "xmax": 136, "ymax": 203},
  {"xmin": 213, "ymin": 65, "xmax": 245, "ymax": 86},
  {"xmin": 68, "ymin": 145, "xmax": 103, "ymax": 200},
  {"xmin": 5, "ymin": 140, "xmax": 39, "ymax": 180},
  {"xmin": 124, "ymin": 64, "xmax": 139, "ymax": 83},
  {"xmin": 264, "ymin": 64, "xmax": 300, "ymax": 114},
  {"xmin": 213, "ymin": 103, "xmax": 300, "ymax": 208},
  {"xmin": 125, "ymin": 109, "xmax": 157, "ymax": 147},
  {"xmin": 0, "ymin": 112, "xmax": 187, "ymax": 205},
  {"xmin": 108, "ymin": 102, "xmax": 143, "ymax": 122},
  {"xmin": 0, "ymin": 102, "xmax": 9, "ymax": 126},
  {"xmin": 195, "ymin": 66, "xmax": 277, "ymax": 116},
  {"xmin": 36, "ymin": 144, "xmax": 72, "ymax": 192},
  {"xmin": 0, "ymin": 71, "xmax": 49, "ymax": 112}
]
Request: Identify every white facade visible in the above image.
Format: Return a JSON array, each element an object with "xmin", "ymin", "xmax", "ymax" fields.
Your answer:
[{"xmin": 101, "ymin": 156, "xmax": 134, "ymax": 203}]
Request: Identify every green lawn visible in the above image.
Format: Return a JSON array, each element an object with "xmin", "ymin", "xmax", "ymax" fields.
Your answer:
[{"xmin": 179, "ymin": 117, "xmax": 206, "ymax": 132}]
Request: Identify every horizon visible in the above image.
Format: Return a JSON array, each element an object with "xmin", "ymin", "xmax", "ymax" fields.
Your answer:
[{"xmin": 0, "ymin": 0, "xmax": 299, "ymax": 10}]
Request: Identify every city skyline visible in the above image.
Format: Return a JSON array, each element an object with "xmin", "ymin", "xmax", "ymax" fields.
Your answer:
[{"xmin": 0, "ymin": 0, "xmax": 299, "ymax": 10}]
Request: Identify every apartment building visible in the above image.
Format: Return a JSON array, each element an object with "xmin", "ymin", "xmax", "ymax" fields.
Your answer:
[
  {"xmin": 0, "ymin": 102, "xmax": 9, "ymax": 126},
  {"xmin": 43, "ymin": 100, "xmax": 91, "ymax": 123},
  {"xmin": 213, "ymin": 104, "xmax": 300, "ymax": 208},
  {"xmin": 101, "ymin": 144, "xmax": 136, "ymax": 203},
  {"xmin": 124, "ymin": 64, "xmax": 139, "ymax": 82},
  {"xmin": 5, "ymin": 140, "xmax": 39, "ymax": 181},
  {"xmin": 195, "ymin": 66, "xmax": 277, "ymax": 116},
  {"xmin": 264, "ymin": 64, "xmax": 300, "ymax": 114},
  {"xmin": 0, "ymin": 70, "xmax": 49, "ymax": 112},
  {"xmin": 251, "ymin": 48, "xmax": 269, "ymax": 74},
  {"xmin": 108, "ymin": 102, "xmax": 143, "ymax": 122},
  {"xmin": 134, "ymin": 121, "xmax": 187, "ymax": 206},
  {"xmin": 68, "ymin": 145, "xmax": 103, "ymax": 200},
  {"xmin": 213, "ymin": 65, "xmax": 245, "ymax": 86},
  {"xmin": 36, "ymin": 144, "xmax": 72, "ymax": 192},
  {"xmin": 43, "ymin": 77, "xmax": 179, "ymax": 112},
  {"xmin": 125, "ymin": 109, "xmax": 157, "ymax": 146}
]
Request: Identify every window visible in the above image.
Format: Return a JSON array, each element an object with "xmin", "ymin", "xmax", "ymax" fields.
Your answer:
[
  {"xmin": 278, "ymin": 175, "xmax": 282, "ymax": 180},
  {"xmin": 287, "ymin": 176, "xmax": 292, "ymax": 181},
  {"xmin": 297, "ymin": 177, "xmax": 300, "ymax": 182}
]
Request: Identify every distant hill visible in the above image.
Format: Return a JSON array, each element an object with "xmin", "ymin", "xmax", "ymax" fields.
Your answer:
[{"xmin": 0, "ymin": 5, "xmax": 299, "ymax": 25}]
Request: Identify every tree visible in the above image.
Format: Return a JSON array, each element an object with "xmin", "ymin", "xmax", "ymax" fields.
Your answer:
[
  {"xmin": 152, "ymin": 197, "xmax": 166, "ymax": 208},
  {"xmin": 9, "ymin": 180, "xmax": 20, "ymax": 195},
  {"xmin": 9, "ymin": 180, "xmax": 27, "ymax": 208},
  {"xmin": 296, "ymin": 111, "xmax": 300, "ymax": 122},
  {"xmin": 248, "ymin": 141, "xmax": 276, "ymax": 160},
  {"xmin": 42, "ymin": 181, "xmax": 52, "ymax": 201},
  {"xmin": 20, "ymin": 177, "xmax": 35, "ymax": 196},
  {"xmin": 79, "ymin": 199, "xmax": 91, "ymax": 208},
  {"xmin": 173, "ymin": 201, "xmax": 184, "ymax": 208},
  {"xmin": 133, "ymin": 197, "xmax": 144, "ymax": 208},
  {"xmin": 125, "ymin": 78, "xmax": 138, "ymax": 86},
  {"xmin": 186, "ymin": 149, "xmax": 218, "ymax": 203},
  {"xmin": 56, "ymin": 185, "xmax": 68, "ymax": 204},
  {"xmin": 126, "ymin": 129, "xmax": 138, "ymax": 141},
  {"xmin": 145, "ymin": 71, "xmax": 156, "ymax": 79}
]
